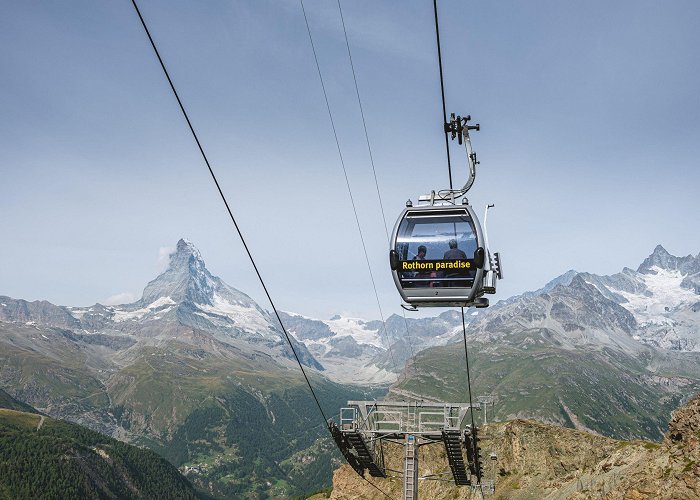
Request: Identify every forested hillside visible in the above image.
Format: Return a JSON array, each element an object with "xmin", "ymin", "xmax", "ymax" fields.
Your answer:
[{"xmin": 0, "ymin": 407, "xmax": 205, "ymax": 499}]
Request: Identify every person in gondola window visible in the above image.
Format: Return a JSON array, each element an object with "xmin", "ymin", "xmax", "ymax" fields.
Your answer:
[
  {"xmin": 413, "ymin": 245, "xmax": 433, "ymax": 287},
  {"xmin": 442, "ymin": 239, "xmax": 468, "ymax": 287},
  {"xmin": 443, "ymin": 239, "xmax": 467, "ymax": 260}
]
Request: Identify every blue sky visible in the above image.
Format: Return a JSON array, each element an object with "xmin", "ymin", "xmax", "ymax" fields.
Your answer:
[{"xmin": 1, "ymin": 0, "xmax": 699, "ymax": 319}]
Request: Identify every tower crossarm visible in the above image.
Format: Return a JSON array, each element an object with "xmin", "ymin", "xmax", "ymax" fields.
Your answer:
[{"xmin": 344, "ymin": 401, "xmax": 477, "ymax": 437}]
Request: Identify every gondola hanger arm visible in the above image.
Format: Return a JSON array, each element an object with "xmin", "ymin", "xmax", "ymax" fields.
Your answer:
[{"xmin": 436, "ymin": 113, "xmax": 480, "ymax": 202}]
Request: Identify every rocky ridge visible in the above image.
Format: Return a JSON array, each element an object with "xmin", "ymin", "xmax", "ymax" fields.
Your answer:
[{"xmin": 472, "ymin": 245, "xmax": 700, "ymax": 352}]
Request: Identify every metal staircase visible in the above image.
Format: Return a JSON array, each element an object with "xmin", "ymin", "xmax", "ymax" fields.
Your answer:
[
  {"xmin": 328, "ymin": 421, "xmax": 365, "ymax": 476},
  {"xmin": 442, "ymin": 430, "xmax": 471, "ymax": 485},
  {"xmin": 345, "ymin": 431, "xmax": 386, "ymax": 478},
  {"xmin": 334, "ymin": 401, "xmax": 483, "ymax": 497}
]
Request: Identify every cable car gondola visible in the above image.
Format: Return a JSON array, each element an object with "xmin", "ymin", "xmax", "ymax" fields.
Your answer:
[{"xmin": 389, "ymin": 115, "xmax": 502, "ymax": 309}]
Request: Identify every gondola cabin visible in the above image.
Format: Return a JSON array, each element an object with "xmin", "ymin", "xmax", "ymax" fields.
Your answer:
[{"xmin": 389, "ymin": 199, "xmax": 491, "ymax": 308}]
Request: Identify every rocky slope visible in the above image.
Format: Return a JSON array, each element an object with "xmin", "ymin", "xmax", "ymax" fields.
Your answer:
[
  {"xmin": 324, "ymin": 393, "xmax": 700, "ymax": 499},
  {"xmin": 471, "ymin": 245, "xmax": 700, "ymax": 352},
  {"xmin": 289, "ymin": 246, "xmax": 700, "ymax": 391}
]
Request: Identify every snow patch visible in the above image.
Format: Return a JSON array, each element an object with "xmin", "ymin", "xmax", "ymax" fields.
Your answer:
[
  {"xmin": 584, "ymin": 280, "xmax": 606, "ymax": 296},
  {"xmin": 69, "ymin": 308, "xmax": 89, "ymax": 320},
  {"xmin": 112, "ymin": 296, "xmax": 176, "ymax": 322},
  {"xmin": 281, "ymin": 310, "xmax": 314, "ymax": 320},
  {"xmin": 610, "ymin": 267, "xmax": 697, "ymax": 326},
  {"xmin": 325, "ymin": 316, "xmax": 384, "ymax": 349},
  {"xmin": 196, "ymin": 294, "xmax": 272, "ymax": 334}
]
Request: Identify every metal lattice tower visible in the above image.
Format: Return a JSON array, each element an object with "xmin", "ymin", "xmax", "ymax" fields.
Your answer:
[
  {"xmin": 329, "ymin": 400, "xmax": 484, "ymax": 497},
  {"xmin": 477, "ymin": 396, "xmax": 495, "ymax": 426}
]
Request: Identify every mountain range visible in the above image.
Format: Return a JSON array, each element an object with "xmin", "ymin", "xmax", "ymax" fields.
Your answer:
[
  {"xmin": 1, "ymin": 240, "xmax": 699, "ymax": 497},
  {"xmin": 0, "ymin": 239, "xmax": 382, "ymax": 498},
  {"xmin": 390, "ymin": 245, "xmax": 700, "ymax": 440}
]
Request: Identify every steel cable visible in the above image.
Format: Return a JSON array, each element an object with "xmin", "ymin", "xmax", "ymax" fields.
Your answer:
[
  {"xmin": 433, "ymin": 0, "xmax": 453, "ymax": 189},
  {"xmin": 129, "ymin": 0, "xmax": 331, "ymax": 434},
  {"xmin": 300, "ymin": 0, "xmax": 399, "ymax": 378},
  {"xmin": 336, "ymin": 0, "xmax": 419, "ymax": 383},
  {"xmin": 432, "ymin": 0, "xmax": 486, "ymax": 489}
]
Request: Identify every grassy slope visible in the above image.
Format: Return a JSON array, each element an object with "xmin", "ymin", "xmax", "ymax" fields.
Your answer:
[
  {"xmin": 156, "ymin": 376, "xmax": 387, "ymax": 498},
  {"xmin": 103, "ymin": 341, "xmax": 388, "ymax": 498},
  {"xmin": 396, "ymin": 330, "xmax": 699, "ymax": 440},
  {"xmin": 0, "ymin": 339, "xmax": 110, "ymax": 410},
  {"xmin": 0, "ymin": 388, "xmax": 38, "ymax": 414},
  {"xmin": 0, "ymin": 333, "xmax": 388, "ymax": 498}
]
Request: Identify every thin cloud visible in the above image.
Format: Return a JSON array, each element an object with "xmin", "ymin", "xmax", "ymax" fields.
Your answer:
[
  {"xmin": 102, "ymin": 292, "xmax": 137, "ymax": 306},
  {"xmin": 157, "ymin": 245, "xmax": 176, "ymax": 273}
]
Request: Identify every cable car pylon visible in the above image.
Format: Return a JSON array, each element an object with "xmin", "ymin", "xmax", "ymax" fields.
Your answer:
[{"xmin": 331, "ymin": 401, "xmax": 483, "ymax": 498}]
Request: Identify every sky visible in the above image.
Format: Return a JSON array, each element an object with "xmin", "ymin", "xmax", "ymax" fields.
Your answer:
[{"xmin": 1, "ymin": 0, "xmax": 699, "ymax": 320}]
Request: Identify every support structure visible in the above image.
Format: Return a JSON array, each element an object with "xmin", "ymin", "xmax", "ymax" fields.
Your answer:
[
  {"xmin": 404, "ymin": 435, "xmax": 418, "ymax": 500},
  {"xmin": 331, "ymin": 400, "xmax": 483, "ymax": 497},
  {"xmin": 477, "ymin": 395, "xmax": 495, "ymax": 425}
]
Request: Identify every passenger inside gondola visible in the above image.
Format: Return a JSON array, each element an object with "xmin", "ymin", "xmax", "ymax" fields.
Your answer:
[
  {"xmin": 441, "ymin": 239, "xmax": 471, "ymax": 287},
  {"xmin": 412, "ymin": 245, "xmax": 436, "ymax": 287},
  {"xmin": 443, "ymin": 239, "xmax": 467, "ymax": 259}
]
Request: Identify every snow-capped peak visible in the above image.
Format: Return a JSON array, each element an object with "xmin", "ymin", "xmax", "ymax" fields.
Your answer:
[
  {"xmin": 637, "ymin": 244, "xmax": 700, "ymax": 276},
  {"xmin": 140, "ymin": 239, "xmax": 215, "ymax": 305}
]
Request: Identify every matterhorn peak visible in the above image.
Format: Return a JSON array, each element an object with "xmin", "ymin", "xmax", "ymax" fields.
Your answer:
[
  {"xmin": 175, "ymin": 238, "xmax": 199, "ymax": 255},
  {"xmin": 167, "ymin": 238, "xmax": 204, "ymax": 272},
  {"xmin": 140, "ymin": 239, "xmax": 213, "ymax": 305}
]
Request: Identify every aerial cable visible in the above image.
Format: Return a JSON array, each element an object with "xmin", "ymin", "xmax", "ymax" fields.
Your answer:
[
  {"xmin": 461, "ymin": 306, "xmax": 484, "ymax": 491},
  {"xmin": 131, "ymin": 4, "xmax": 389, "ymax": 498},
  {"xmin": 433, "ymin": 0, "xmax": 485, "ymax": 488},
  {"xmin": 336, "ymin": 0, "xmax": 390, "ymax": 244},
  {"xmin": 336, "ymin": 0, "xmax": 419, "ymax": 379},
  {"xmin": 433, "ymin": 0, "xmax": 453, "ymax": 189},
  {"xmin": 129, "ymin": 0, "xmax": 329, "ymax": 423},
  {"xmin": 400, "ymin": 309, "xmax": 416, "ymax": 374},
  {"xmin": 300, "ymin": 0, "xmax": 399, "ymax": 378},
  {"xmin": 460, "ymin": 308, "xmax": 476, "ymax": 425},
  {"xmin": 130, "ymin": 5, "xmax": 396, "ymax": 499}
]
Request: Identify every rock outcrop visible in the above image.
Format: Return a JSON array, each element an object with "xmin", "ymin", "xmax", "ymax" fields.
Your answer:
[{"xmin": 326, "ymin": 394, "xmax": 700, "ymax": 499}]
